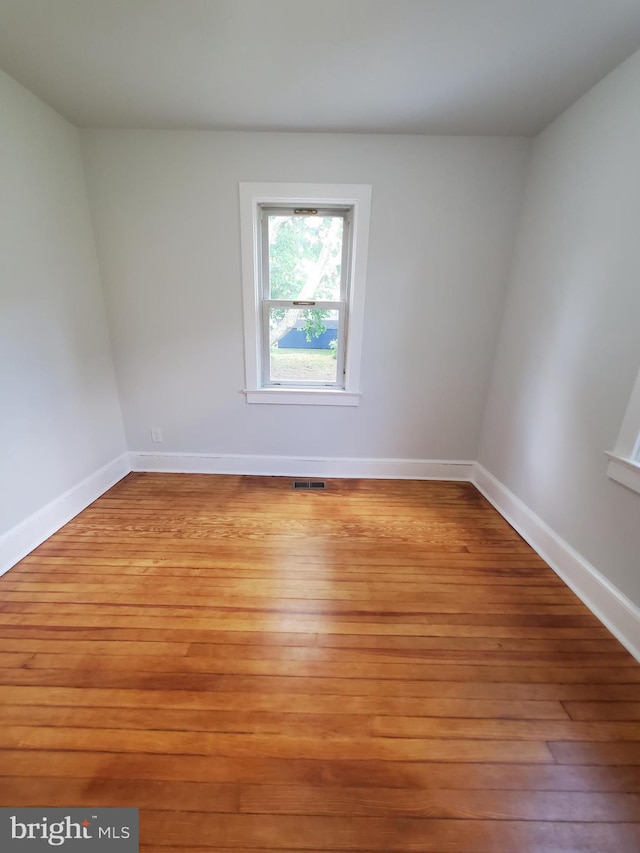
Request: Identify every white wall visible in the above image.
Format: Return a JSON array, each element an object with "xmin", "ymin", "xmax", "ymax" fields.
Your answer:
[
  {"xmin": 81, "ymin": 130, "xmax": 530, "ymax": 462},
  {"xmin": 0, "ymin": 69, "xmax": 126, "ymax": 537},
  {"xmin": 478, "ymin": 50, "xmax": 640, "ymax": 604}
]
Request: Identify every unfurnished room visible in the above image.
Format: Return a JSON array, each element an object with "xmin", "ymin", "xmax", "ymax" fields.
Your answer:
[{"xmin": 1, "ymin": 1, "xmax": 640, "ymax": 851}]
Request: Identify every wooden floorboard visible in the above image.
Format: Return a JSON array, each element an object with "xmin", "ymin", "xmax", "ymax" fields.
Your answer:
[{"xmin": 0, "ymin": 473, "xmax": 639, "ymax": 851}]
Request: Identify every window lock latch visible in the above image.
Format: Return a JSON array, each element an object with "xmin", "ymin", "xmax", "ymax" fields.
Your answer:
[{"xmin": 292, "ymin": 300, "xmax": 316, "ymax": 306}]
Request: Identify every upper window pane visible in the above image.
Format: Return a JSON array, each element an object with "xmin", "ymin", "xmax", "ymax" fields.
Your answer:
[{"xmin": 267, "ymin": 213, "xmax": 344, "ymax": 301}]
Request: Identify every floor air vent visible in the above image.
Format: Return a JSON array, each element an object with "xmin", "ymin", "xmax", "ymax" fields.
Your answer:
[{"xmin": 292, "ymin": 480, "xmax": 326, "ymax": 490}]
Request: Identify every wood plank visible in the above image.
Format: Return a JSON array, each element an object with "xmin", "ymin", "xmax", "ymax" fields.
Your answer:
[
  {"xmin": 0, "ymin": 623, "xmax": 621, "ymax": 652},
  {"xmin": 139, "ymin": 812, "xmax": 640, "ymax": 852},
  {"xmin": 30, "ymin": 539, "xmax": 470, "ymax": 556},
  {"xmin": 371, "ymin": 716, "xmax": 640, "ymax": 741},
  {"xmin": 0, "ymin": 590, "xmax": 589, "ymax": 614},
  {"xmin": 0, "ymin": 638, "xmax": 190, "ymax": 656},
  {"xmin": 0, "ymin": 705, "xmax": 370, "ymax": 738},
  {"xmin": 23, "ymin": 652, "xmax": 640, "ymax": 683},
  {"xmin": 315, "ymin": 634, "xmax": 620, "ymax": 653},
  {"xmin": 1, "ymin": 667, "xmax": 640, "ymax": 701},
  {"xmin": 0, "ymin": 686, "xmax": 571, "ymax": 719},
  {"xmin": 16, "ymin": 554, "xmax": 550, "ymax": 570},
  {"xmin": 10, "ymin": 566, "xmax": 561, "ymax": 583},
  {"xmin": 184, "ymin": 642, "xmax": 633, "ymax": 668},
  {"xmin": 0, "ymin": 653, "xmax": 33, "ymax": 668},
  {"xmin": 548, "ymin": 742, "xmax": 640, "ymax": 765},
  {"xmin": 2, "ymin": 750, "xmax": 639, "ymax": 791},
  {"xmin": 0, "ymin": 777, "xmax": 239, "ymax": 812},
  {"xmin": 0, "ymin": 626, "xmax": 318, "ymax": 646},
  {"xmin": 564, "ymin": 702, "xmax": 640, "ymax": 721},
  {"xmin": 238, "ymin": 784, "xmax": 640, "ymax": 821},
  {"xmin": 0, "ymin": 726, "xmax": 554, "ymax": 763},
  {"xmin": 0, "ymin": 581, "xmax": 581, "ymax": 606},
  {"xmin": 0, "ymin": 610, "xmax": 610, "ymax": 638}
]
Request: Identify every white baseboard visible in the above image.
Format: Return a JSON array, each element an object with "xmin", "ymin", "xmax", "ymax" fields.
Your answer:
[
  {"xmin": 0, "ymin": 453, "xmax": 130, "ymax": 578},
  {"xmin": 129, "ymin": 451, "xmax": 474, "ymax": 481},
  {"xmin": 472, "ymin": 462, "xmax": 640, "ymax": 663}
]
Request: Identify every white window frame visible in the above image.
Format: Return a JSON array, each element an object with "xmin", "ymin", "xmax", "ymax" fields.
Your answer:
[
  {"xmin": 239, "ymin": 183, "xmax": 371, "ymax": 406},
  {"xmin": 606, "ymin": 365, "xmax": 640, "ymax": 495}
]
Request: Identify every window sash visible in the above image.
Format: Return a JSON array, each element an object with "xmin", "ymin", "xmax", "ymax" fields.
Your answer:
[
  {"xmin": 260, "ymin": 207, "xmax": 350, "ymax": 301},
  {"xmin": 261, "ymin": 301, "xmax": 347, "ymax": 388}
]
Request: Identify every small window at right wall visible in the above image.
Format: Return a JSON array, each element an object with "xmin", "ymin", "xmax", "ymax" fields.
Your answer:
[{"xmin": 606, "ymin": 365, "xmax": 640, "ymax": 495}]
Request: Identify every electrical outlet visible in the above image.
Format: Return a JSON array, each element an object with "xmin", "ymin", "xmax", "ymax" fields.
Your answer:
[{"xmin": 151, "ymin": 427, "xmax": 163, "ymax": 443}]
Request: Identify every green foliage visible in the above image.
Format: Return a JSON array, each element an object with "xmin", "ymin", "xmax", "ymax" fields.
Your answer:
[
  {"xmin": 302, "ymin": 308, "xmax": 328, "ymax": 341},
  {"xmin": 268, "ymin": 214, "xmax": 342, "ymax": 344},
  {"xmin": 269, "ymin": 215, "xmax": 341, "ymax": 301},
  {"xmin": 269, "ymin": 218, "xmax": 316, "ymax": 300}
]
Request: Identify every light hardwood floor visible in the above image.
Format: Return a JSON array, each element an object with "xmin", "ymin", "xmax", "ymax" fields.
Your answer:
[{"xmin": 0, "ymin": 473, "xmax": 639, "ymax": 851}]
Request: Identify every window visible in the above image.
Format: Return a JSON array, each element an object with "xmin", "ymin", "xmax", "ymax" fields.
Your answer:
[
  {"xmin": 606, "ymin": 365, "xmax": 640, "ymax": 495},
  {"xmin": 261, "ymin": 207, "xmax": 347, "ymax": 389},
  {"xmin": 239, "ymin": 183, "xmax": 372, "ymax": 405}
]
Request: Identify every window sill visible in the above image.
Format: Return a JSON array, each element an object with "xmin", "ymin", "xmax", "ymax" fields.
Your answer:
[
  {"xmin": 605, "ymin": 452, "xmax": 640, "ymax": 496},
  {"xmin": 244, "ymin": 388, "xmax": 361, "ymax": 406}
]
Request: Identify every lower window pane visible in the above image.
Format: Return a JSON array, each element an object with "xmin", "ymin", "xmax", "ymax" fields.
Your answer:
[{"xmin": 268, "ymin": 308, "xmax": 339, "ymax": 384}]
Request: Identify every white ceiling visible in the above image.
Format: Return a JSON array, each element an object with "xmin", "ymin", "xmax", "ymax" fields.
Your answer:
[{"xmin": 1, "ymin": 0, "xmax": 640, "ymax": 136}]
